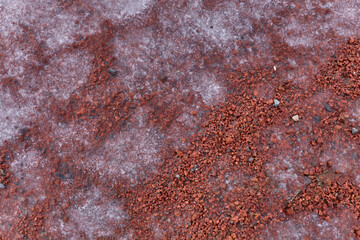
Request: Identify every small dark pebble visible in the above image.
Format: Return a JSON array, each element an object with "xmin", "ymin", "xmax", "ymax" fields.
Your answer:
[
  {"xmin": 40, "ymin": 147, "xmax": 47, "ymax": 154},
  {"xmin": 19, "ymin": 128, "xmax": 28, "ymax": 135},
  {"xmin": 56, "ymin": 172, "xmax": 66, "ymax": 180},
  {"xmin": 160, "ymin": 75, "xmax": 168, "ymax": 83},
  {"xmin": 108, "ymin": 68, "xmax": 118, "ymax": 76},
  {"xmin": 324, "ymin": 103, "xmax": 332, "ymax": 112},
  {"xmin": 314, "ymin": 115, "xmax": 321, "ymax": 124},
  {"xmin": 4, "ymin": 155, "xmax": 11, "ymax": 161}
]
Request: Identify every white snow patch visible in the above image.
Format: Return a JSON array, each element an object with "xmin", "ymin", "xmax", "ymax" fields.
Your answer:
[
  {"xmin": 282, "ymin": 17, "xmax": 322, "ymax": 47},
  {"xmin": 267, "ymin": 155, "xmax": 302, "ymax": 193},
  {"xmin": 194, "ymin": 2, "xmax": 252, "ymax": 47},
  {"xmin": 0, "ymin": 0, "xmax": 98, "ymax": 50},
  {"xmin": 1, "ymin": 44, "xmax": 30, "ymax": 79},
  {"xmin": 40, "ymin": 50, "xmax": 91, "ymax": 100},
  {"xmin": 85, "ymin": 108, "xmax": 162, "ymax": 183},
  {"xmin": 280, "ymin": 0, "xmax": 360, "ymax": 48},
  {"xmin": 38, "ymin": 10, "xmax": 98, "ymax": 50},
  {"xmin": 331, "ymin": 1, "xmax": 360, "ymax": 37},
  {"xmin": 0, "ymin": 48, "xmax": 90, "ymax": 145},
  {"xmin": 113, "ymin": 29, "xmax": 158, "ymax": 92},
  {"xmin": 10, "ymin": 150, "xmax": 47, "ymax": 200},
  {"xmin": 0, "ymin": 89, "xmax": 34, "ymax": 144},
  {"xmin": 190, "ymin": 72, "xmax": 224, "ymax": 106},
  {"xmin": 11, "ymin": 150, "xmax": 41, "ymax": 176},
  {"xmin": 51, "ymin": 121, "xmax": 92, "ymax": 155},
  {"xmin": 94, "ymin": 127, "xmax": 161, "ymax": 183},
  {"xmin": 261, "ymin": 211, "xmax": 355, "ymax": 239},
  {"xmin": 89, "ymin": 0, "xmax": 152, "ymax": 20},
  {"xmin": 49, "ymin": 187, "xmax": 126, "ymax": 239}
]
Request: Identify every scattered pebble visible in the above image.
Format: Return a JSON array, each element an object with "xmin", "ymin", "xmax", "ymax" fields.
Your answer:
[
  {"xmin": 0, "ymin": 183, "xmax": 5, "ymax": 189},
  {"xmin": 160, "ymin": 75, "xmax": 168, "ymax": 82},
  {"xmin": 352, "ymin": 127, "xmax": 359, "ymax": 135},
  {"xmin": 324, "ymin": 103, "xmax": 332, "ymax": 112},
  {"xmin": 273, "ymin": 99, "xmax": 280, "ymax": 107},
  {"xmin": 108, "ymin": 68, "xmax": 118, "ymax": 76},
  {"xmin": 292, "ymin": 115, "xmax": 300, "ymax": 122},
  {"xmin": 190, "ymin": 164, "xmax": 199, "ymax": 172},
  {"xmin": 313, "ymin": 115, "xmax": 321, "ymax": 123},
  {"xmin": 19, "ymin": 128, "xmax": 28, "ymax": 135}
]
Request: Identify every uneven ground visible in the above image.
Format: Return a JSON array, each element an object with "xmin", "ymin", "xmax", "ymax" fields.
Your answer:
[{"xmin": 1, "ymin": 0, "xmax": 360, "ymax": 239}]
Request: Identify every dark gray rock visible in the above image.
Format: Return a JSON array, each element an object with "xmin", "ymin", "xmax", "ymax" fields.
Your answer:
[
  {"xmin": 108, "ymin": 68, "xmax": 118, "ymax": 76},
  {"xmin": 324, "ymin": 103, "xmax": 332, "ymax": 112}
]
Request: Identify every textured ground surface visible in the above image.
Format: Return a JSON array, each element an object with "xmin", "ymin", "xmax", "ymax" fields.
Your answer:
[{"xmin": 1, "ymin": 0, "xmax": 360, "ymax": 239}]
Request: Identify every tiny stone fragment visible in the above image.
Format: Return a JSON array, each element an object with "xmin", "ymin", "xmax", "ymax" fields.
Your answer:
[
  {"xmin": 19, "ymin": 128, "xmax": 28, "ymax": 135},
  {"xmin": 190, "ymin": 164, "xmax": 199, "ymax": 172},
  {"xmin": 273, "ymin": 99, "xmax": 280, "ymax": 107},
  {"xmin": 0, "ymin": 183, "xmax": 5, "ymax": 189},
  {"xmin": 324, "ymin": 103, "xmax": 332, "ymax": 112},
  {"xmin": 248, "ymin": 157, "xmax": 254, "ymax": 163},
  {"xmin": 313, "ymin": 115, "xmax": 321, "ymax": 123},
  {"xmin": 160, "ymin": 75, "xmax": 168, "ymax": 82},
  {"xmin": 352, "ymin": 127, "xmax": 359, "ymax": 135},
  {"xmin": 292, "ymin": 115, "xmax": 299, "ymax": 122},
  {"xmin": 108, "ymin": 68, "xmax": 118, "ymax": 76}
]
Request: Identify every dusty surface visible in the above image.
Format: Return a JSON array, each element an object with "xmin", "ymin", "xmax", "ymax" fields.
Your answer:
[{"xmin": 1, "ymin": 0, "xmax": 360, "ymax": 239}]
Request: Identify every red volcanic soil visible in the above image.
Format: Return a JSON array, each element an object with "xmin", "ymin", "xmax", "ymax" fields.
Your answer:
[{"xmin": 1, "ymin": 0, "xmax": 360, "ymax": 239}]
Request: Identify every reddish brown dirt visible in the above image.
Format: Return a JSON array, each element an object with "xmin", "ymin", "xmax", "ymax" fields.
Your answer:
[{"xmin": 2, "ymin": 0, "xmax": 360, "ymax": 239}]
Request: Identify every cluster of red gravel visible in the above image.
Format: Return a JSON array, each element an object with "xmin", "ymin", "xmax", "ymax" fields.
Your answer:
[
  {"xmin": 317, "ymin": 38, "xmax": 360, "ymax": 98},
  {"xmin": 1, "ymin": 1, "xmax": 360, "ymax": 238},
  {"xmin": 284, "ymin": 165, "xmax": 360, "ymax": 236},
  {"xmin": 283, "ymin": 39, "xmax": 360, "ymax": 238},
  {"xmin": 1, "ymin": 35, "xmax": 360, "ymax": 238},
  {"xmin": 117, "ymin": 39, "xmax": 360, "ymax": 239}
]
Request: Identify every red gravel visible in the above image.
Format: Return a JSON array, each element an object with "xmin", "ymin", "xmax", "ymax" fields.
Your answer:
[{"xmin": 1, "ymin": 0, "xmax": 360, "ymax": 239}]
